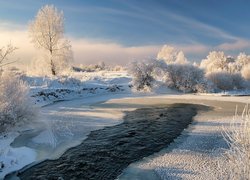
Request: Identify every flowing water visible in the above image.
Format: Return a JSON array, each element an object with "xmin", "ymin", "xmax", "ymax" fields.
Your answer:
[{"xmin": 13, "ymin": 103, "xmax": 207, "ymax": 180}]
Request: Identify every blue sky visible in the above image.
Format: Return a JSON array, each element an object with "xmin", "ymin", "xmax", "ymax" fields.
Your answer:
[{"xmin": 0, "ymin": 0, "xmax": 250, "ymax": 65}]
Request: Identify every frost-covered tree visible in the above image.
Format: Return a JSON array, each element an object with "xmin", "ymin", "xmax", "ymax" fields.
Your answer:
[
  {"xmin": 200, "ymin": 51, "xmax": 228, "ymax": 73},
  {"xmin": 0, "ymin": 43, "xmax": 18, "ymax": 68},
  {"xmin": 129, "ymin": 59, "xmax": 156, "ymax": 91},
  {"xmin": 0, "ymin": 71, "xmax": 36, "ymax": 132},
  {"xmin": 29, "ymin": 5, "xmax": 72, "ymax": 75},
  {"xmin": 176, "ymin": 51, "xmax": 188, "ymax": 64},
  {"xmin": 157, "ymin": 45, "xmax": 188, "ymax": 64},
  {"xmin": 227, "ymin": 62, "xmax": 238, "ymax": 74},
  {"xmin": 164, "ymin": 64, "xmax": 208, "ymax": 93},
  {"xmin": 236, "ymin": 52, "xmax": 250, "ymax": 68}
]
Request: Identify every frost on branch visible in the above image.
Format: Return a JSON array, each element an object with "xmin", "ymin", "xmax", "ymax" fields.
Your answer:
[
  {"xmin": 0, "ymin": 43, "xmax": 18, "ymax": 67},
  {"xmin": 128, "ymin": 60, "xmax": 156, "ymax": 92},
  {"xmin": 29, "ymin": 4, "xmax": 72, "ymax": 76},
  {"xmin": 163, "ymin": 64, "xmax": 209, "ymax": 93},
  {"xmin": 200, "ymin": 51, "xmax": 229, "ymax": 73},
  {"xmin": 236, "ymin": 52, "xmax": 250, "ymax": 70},
  {"xmin": 0, "ymin": 71, "xmax": 36, "ymax": 133},
  {"xmin": 157, "ymin": 45, "xmax": 188, "ymax": 64},
  {"xmin": 241, "ymin": 64, "xmax": 250, "ymax": 81},
  {"xmin": 206, "ymin": 72, "xmax": 245, "ymax": 91}
]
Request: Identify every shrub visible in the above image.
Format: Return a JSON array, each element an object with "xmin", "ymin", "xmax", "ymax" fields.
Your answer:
[
  {"xmin": 241, "ymin": 64, "xmax": 250, "ymax": 81},
  {"xmin": 129, "ymin": 60, "xmax": 156, "ymax": 91},
  {"xmin": 164, "ymin": 64, "xmax": 208, "ymax": 93},
  {"xmin": 207, "ymin": 72, "xmax": 245, "ymax": 91},
  {"xmin": 112, "ymin": 65, "xmax": 124, "ymax": 71},
  {"xmin": 0, "ymin": 71, "xmax": 36, "ymax": 133}
]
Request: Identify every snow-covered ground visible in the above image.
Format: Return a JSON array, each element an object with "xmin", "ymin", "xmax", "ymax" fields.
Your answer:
[
  {"xmin": 0, "ymin": 71, "xmax": 133, "ymax": 179},
  {"xmin": 23, "ymin": 71, "xmax": 132, "ymax": 107},
  {"xmin": 1, "ymin": 71, "xmax": 250, "ymax": 179}
]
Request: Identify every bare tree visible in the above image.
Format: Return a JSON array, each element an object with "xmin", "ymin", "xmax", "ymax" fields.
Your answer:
[
  {"xmin": 29, "ymin": 5, "xmax": 72, "ymax": 75},
  {"xmin": 0, "ymin": 43, "xmax": 18, "ymax": 68}
]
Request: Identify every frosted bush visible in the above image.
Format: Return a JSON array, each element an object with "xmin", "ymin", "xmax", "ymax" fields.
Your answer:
[
  {"xmin": 207, "ymin": 72, "xmax": 245, "ymax": 91},
  {"xmin": 129, "ymin": 60, "xmax": 156, "ymax": 91},
  {"xmin": 0, "ymin": 71, "xmax": 36, "ymax": 133},
  {"xmin": 231, "ymin": 73, "xmax": 246, "ymax": 89},
  {"xmin": 58, "ymin": 76, "xmax": 81, "ymax": 87},
  {"xmin": 241, "ymin": 64, "xmax": 250, "ymax": 81},
  {"xmin": 164, "ymin": 64, "xmax": 208, "ymax": 93},
  {"xmin": 222, "ymin": 105, "xmax": 250, "ymax": 179},
  {"xmin": 112, "ymin": 65, "xmax": 124, "ymax": 71},
  {"xmin": 77, "ymin": 63, "xmax": 108, "ymax": 72}
]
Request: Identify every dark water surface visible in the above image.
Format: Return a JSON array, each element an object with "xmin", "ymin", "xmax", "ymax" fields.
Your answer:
[{"xmin": 15, "ymin": 103, "xmax": 206, "ymax": 180}]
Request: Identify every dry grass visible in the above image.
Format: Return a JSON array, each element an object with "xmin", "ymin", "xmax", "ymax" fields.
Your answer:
[{"xmin": 222, "ymin": 105, "xmax": 250, "ymax": 179}]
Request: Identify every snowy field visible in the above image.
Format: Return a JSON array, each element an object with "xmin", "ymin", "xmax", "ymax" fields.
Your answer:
[
  {"xmin": 24, "ymin": 71, "xmax": 132, "ymax": 107},
  {"xmin": 1, "ymin": 71, "xmax": 250, "ymax": 179}
]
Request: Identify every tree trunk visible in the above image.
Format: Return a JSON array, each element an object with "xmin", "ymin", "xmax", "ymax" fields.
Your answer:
[
  {"xmin": 50, "ymin": 50, "xmax": 56, "ymax": 76},
  {"xmin": 51, "ymin": 59, "xmax": 56, "ymax": 76}
]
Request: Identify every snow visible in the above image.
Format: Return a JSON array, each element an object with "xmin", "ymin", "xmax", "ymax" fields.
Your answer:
[
  {"xmin": 116, "ymin": 95, "xmax": 249, "ymax": 180},
  {"xmin": 0, "ymin": 94, "xmax": 131, "ymax": 179},
  {"xmin": 0, "ymin": 132, "xmax": 36, "ymax": 179},
  {"xmin": 1, "ymin": 70, "xmax": 250, "ymax": 179},
  {"xmin": 23, "ymin": 71, "xmax": 131, "ymax": 107},
  {"xmin": 0, "ymin": 71, "xmax": 133, "ymax": 179}
]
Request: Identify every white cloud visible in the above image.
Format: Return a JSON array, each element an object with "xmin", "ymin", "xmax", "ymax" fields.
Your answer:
[
  {"xmin": 71, "ymin": 38, "xmax": 160, "ymax": 65},
  {"xmin": 177, "ymin": 44, "xmax": 210, "ymax": 55},
  {"xmin": 0, "ymin": 26, "xmax": 39, "ymax": 69},
  {"xmin": 217, "ymin": 39, "xmax": 250, "ymax": 51}
]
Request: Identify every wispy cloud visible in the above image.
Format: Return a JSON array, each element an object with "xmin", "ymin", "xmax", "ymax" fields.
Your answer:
[
  {"xmin": 96, "ymin": 1, "xmax": 240, "ymax": 43},
  {"xmin": 156, "ymin": 10, "xmax": 238, "ymax": 42}
]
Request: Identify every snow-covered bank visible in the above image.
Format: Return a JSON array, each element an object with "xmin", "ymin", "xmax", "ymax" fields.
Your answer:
[
  {"xmin": 0, "ymin": 93, "xmax": 135, "ymax": 179},
  {"xmin": 0, "ymin": 132, "xmax": 36, "ymax": 179},
  {"xmin": 23, "ymin": 71, "xmax": 132, "ymax": 107},
  {"xmin": 0, "ymin": 71, "xmax": 132, "ymax": 179}
]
